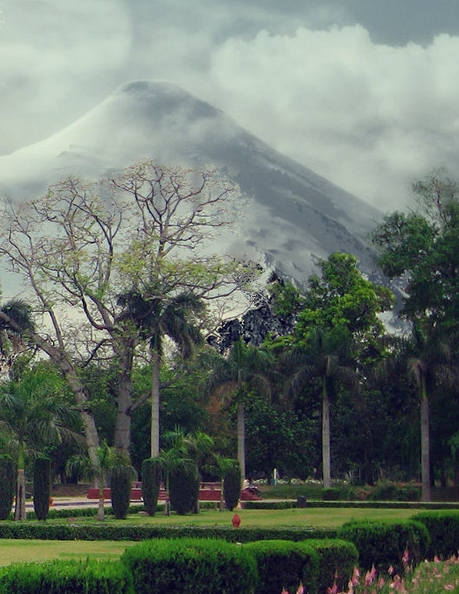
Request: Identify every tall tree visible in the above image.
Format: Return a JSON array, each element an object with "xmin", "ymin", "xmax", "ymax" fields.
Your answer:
[
  {"xmin": 286, "ymin": 327, "xmax": 357, "ymax": 488},
  {"xmin": 117, "ymin": 289, "xmax": 204, "ymax": 458},
  {"xmin": 207, "ymin": 339, "xmax": 274, "ymax": 482},
  {"xmin": 0, "ymin": 162, "xmax": 256, "ymax": 467}
]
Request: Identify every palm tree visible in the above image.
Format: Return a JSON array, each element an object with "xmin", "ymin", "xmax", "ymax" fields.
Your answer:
[
  {"xmin": 208, "ymin": 339, "xmax": 274, "ymax": 483},
  {"xmin": 118, "ymin": 288, "xmax": 204, "ymax": 458},
  {"xmin": 404, "ymin": 324, "xmax": 455, "ymax": 502},
  {"xmin": 0, "ymin": 363, "xmax": 80, "ymax": 520},
  {"xmin": 286, "ymin": 327, "xmax": 358, "ymax": 489}
]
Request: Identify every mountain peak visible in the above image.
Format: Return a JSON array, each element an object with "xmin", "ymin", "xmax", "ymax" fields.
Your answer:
[{"xmin": 0, "ymin": 79, "xmax": 381, "ymax": 285}]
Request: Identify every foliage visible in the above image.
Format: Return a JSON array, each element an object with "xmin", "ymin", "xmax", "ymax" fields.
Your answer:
[
  {"xmin": 110, "ymin": 463, "xmax": 135, "ymax": 520},
  {"xmin": 0, "ymin": 455, "xmax": 14, "ymax": 521},
  {"xmin": 305, "ymin": 538, "xmax": 358, "ymax": 593},
  {"xmin": 411, "ymin": 511, "xmax": 459, "ymax": 560},
  {"xmin": 0, "ymin": 559, "xmax": 133, "ymax": 594},
  {"xmin": 121, "ymin": 537, "xmax": 258, "ymax": 594},
  {"xmin": 337, "ymin": 519, "xmax": 430, "ymax": 573},
  {"xmin": 244, "ymin": 539, "xmax": 319, "ymax": 594},
  {"xmin": 169, "ymin": 460, "xmax": 200, "ymax": 514},
  {"xmin": 33, "ymin": 456, "xmax": 51, "ymax": 521},
  {"xmin": 222, "ymin": 459, "xmax": 241, "ymax": 511},
  {"xmin": 140, "ymin": 458, "xmax": 162, "ymax": 516}
]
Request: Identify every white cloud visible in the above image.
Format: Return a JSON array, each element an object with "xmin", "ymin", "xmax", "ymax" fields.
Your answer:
[{"xmin": 205, "ymin": 26, "xmax": 459, "ymax": 209}]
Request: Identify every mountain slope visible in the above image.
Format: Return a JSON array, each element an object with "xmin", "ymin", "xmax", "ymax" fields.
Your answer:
[{"xmin": 0, "ymin": 80, "xmax": 381, "ymax": 285}]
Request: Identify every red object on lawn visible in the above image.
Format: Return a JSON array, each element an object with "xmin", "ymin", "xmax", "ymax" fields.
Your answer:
[{"xmin": 232, "ymin": 513, "xmax": 241, "ymax": 528}]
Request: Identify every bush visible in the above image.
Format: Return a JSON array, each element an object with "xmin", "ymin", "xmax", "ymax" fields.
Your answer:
[
  {"xmin": 0, "ymin": 455, "xmax": 14, "ymax": 520},
  {"xmin": 337, "ymin": 519, "xmax": 430, "ymax": 573},
  {"xmin": 244, "ymin": 540, "xmax": 319, "ymax": 594},
  {"xmin": 305, "ymin": 538, "xmax": 358, "ymax": 593},
  {"xmin": 322, "ymin": 487, "xmax": 344, "ymax": 501},
  {"xmin": 121, "ymin": 537, "xmax": 257, "ymax": 594},
  {"xmin": 0, "ymin": 559, "xmax": 133, "ymax": 593},
  {"xmin": 169, "ymin": 461, "xmax": 200, "ymax": 514},
  {"xmin": 368, "ymin": 482, "xmax": 420, "ymax": 502},
  {"xmin": 223, "ymin": 460, "xmax": 241, "ymax": 511},
  {"xmin": 411, "ymin": 511, "xmax": 459, "ymax": 559},
  {"xmin": 141, "ymin": 458, "xmax": 162, "ymax": 516},
  {"xmin": 111, "ymin": 465, "xmax": 133, "ymax": 520},
  {"xmin": 33, "ymin": 456, "xmax": 51, "ymax": 521}
]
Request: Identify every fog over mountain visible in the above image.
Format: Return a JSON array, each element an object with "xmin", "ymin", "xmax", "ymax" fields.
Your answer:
[{"xmin": 0, "ymin": 80, "xmax": 382, "ymax": 287}]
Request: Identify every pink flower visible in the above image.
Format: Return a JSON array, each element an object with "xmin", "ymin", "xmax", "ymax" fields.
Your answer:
[
  {"xmin": 327, "ymin": 582, "xmax": 338, "ymax": 594},
  {"xmin": 296, "ymin": 583, "xmax": 304, "ymax": 594}
]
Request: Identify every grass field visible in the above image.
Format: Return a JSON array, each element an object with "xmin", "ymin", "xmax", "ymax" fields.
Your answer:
[{"xmin": 0, "ymin": 505, "xmax": 421, "ymax": 567}]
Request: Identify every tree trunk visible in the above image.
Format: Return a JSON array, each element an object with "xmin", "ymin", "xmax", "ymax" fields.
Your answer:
[
  {"xmin": 15, "ymin": 468, "xmax": 26, "ymax": 521},
  {"xmin": 237, "ymin": 403, "xmax": 246, "ymax": 485},
  {"xmin": 113, "ymin": 341, "xmax": 134, "ymax": 455},
  {"xmin": 322, "ymin": 379, "xmax": 331, "ymax": 489},
  {"xmin": 420, "ymin": 377, "xmax": 431, "ymax": 502},
  {"xmin": 150, "ymin": 349, "xmax": 161, "ymax": 458}
]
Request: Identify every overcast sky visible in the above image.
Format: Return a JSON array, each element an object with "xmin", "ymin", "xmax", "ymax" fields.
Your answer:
[{"xmin": 1, "ymin": 0, "xmax": 459, "ymax": 210}]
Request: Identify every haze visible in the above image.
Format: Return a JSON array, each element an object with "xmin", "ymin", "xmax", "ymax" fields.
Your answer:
[{"xmin": 1, "ymin": 0, "xmax": 458, "ymax": 210}]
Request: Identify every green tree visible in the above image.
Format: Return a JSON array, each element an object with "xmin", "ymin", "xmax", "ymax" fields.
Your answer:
[
  {"xmin": 0, "ymin": 362, "xmax": 80, "ymax": 520},
  {"xmin": 208, "ymin": 339, "xmax": 274, "ymax": 483},
  {"xmin": 116, "ymin": 290, "xmax": 204, "ymax": 458},
  {"xmin": 286, "ymin": 327, "xmax": 357, "ymax": 488}
]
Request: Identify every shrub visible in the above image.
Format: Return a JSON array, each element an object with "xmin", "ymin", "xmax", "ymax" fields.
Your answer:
[
  {"xmin": 111, "ymin": 465, "xmax": 133, "ymax": 520},
  {"xmin": 223, "ymin": 460, "xmax": 241, "ymax": 511},
  {"xmin": 33, "ymin": 456, "xmax": 51, "ymax": 521},
  {"xmin": 244, "ymin": 540, "xmax": 319, "ymax": 594},
  {"xmin": 305, "ymin": 538, "xmax": 358, "ymax": 593},
  {"xmin": 411, "ymin": 511, "xmax": 459, "ymax": 559},
  {"xmin": 322, "ymin": 487, "xmax": 343, "ymax": 501},
  {"xmin": 121, "ymin": 537, "xmax": 257, "ymax": 594},
  {"xmin": 0, "ymin": 559, "xmax": 133, "ymax": 593},
  {"xmin": 337, "ymin": 519, "xmax": 430, "ymax": 573},
  {"xmin": 368, "ymin": 482, "xmax": 420, "ymax": 502},
  {"xmin": 169, "ymin": 461, "xmax": 199, "ymax": 514},
  {"xmin": 0, "ymin": 455, "xmax": 14, "ymax": 520},
  {"xmin": 141, "ymin": 458, "xmax": 162, "ymax": 516}
]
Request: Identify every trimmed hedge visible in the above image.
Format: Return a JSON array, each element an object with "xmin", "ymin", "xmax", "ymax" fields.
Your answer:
[
  {"xmin": 223, "ymin": 460, "xmax": 241, "ymax": 511},
  {"xmin": 306, "ymin": 538, "xmax": 358, "ymax": 593},
  {"xmin": 169, "ymin": 462, "xmax": 200, "ymax": 515},
  {"xmin": 121, "ymin": 538, "xmax": 257, "ymax": 594},
  {"xmin": 337, "ymin": 519, "xmax": 430, "ymax": 573},
  {"xmin": 243, "ymin": 540, "xmax": 319, "ymax": 594},
  {"xmin": 0, "ymin": 521, "xmax": 334, "ymax": 542},
  {"xmin": 141, "ymin": 458, "xmax": 162, "ymax": 516},
  {"xmin": 411, "ymin": 510, "xmax": 459, "ymax": 559},
  {"xmin": 33, "ymin": 456, "xmax": 51, "ymax": 521},
  {"xmin": 0, "ymin": 455, "xmax": 14, "ymax": 521},
  {"xmin": 0, "ymin": 559, "xmax": 133, "ymax": 594},
  {"xmin": 111, "ymin": 466, "xmax": 133, "ymax": 520}
]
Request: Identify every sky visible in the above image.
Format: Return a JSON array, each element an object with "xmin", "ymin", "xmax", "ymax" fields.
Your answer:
[{"xmin": 1, "ymin": 0, "xmax": 459, "ymax": 211}]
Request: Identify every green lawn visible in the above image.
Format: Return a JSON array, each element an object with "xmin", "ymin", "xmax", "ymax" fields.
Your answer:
[
  {"xmin": 0, "ymin": 539, "xmax": 137, "ymax": 567},
  {"xmin": 0, "ymin": 505, "xmax": 421, "ymax": 567}
]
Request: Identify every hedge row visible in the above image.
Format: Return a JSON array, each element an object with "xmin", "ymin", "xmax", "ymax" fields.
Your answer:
[
  {"xmin": 0, "ymin": 559, "xmax": 133, "ymax": 594},
  {"xmin": 0, "ymin": 521, "xmax": 335, "ymax": 542},
  {"xmin": 0, "ymin": 538, "xmax": 356, "ymax": 594}
]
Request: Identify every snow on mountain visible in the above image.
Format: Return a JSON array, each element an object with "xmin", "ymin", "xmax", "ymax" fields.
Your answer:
[{"xmin": 0, "ymin": 80, "xmax": 382, "ymax": 286}]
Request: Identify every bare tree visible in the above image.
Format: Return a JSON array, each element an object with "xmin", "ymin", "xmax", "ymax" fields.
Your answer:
[{"xmin": 0, "ymin": 161, "xmax": 258, "ymax": 468}]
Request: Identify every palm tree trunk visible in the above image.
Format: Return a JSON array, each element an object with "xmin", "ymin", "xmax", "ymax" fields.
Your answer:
[
  {"xmin": 420, "ymin": 376, "xmax": 431, "ymax": 502},
  {"xmin": 151, "ymin": 349, "xmax": 161, "ymax": 458},
  {"xmin": 15, "ymin": 443, "xmax": 26, "ymax": 521},
  {"xmin": 322, "ymin": 378, "xmax": 331, "ymax": 489},
  {"xmin": 237, "ymin": 403, "xmax": 246, "ymax": 485}
]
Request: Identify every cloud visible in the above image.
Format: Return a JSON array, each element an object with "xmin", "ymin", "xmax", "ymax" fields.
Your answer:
[
  {"xmin": 204, "ymin": 26, "xmax": 459, "ymax": 209},
  {"xmin": 2, "ymin": 0, "xmax": 459, "ymax": 212},
  {"xmin": 0, "ymin": 0, "xmax": 130, "ymax": 152}
]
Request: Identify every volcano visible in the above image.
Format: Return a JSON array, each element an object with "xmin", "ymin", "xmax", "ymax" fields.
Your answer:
[{"xmin": 0, "ymin": 80, "xmax": 381, "ymax": 285}]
